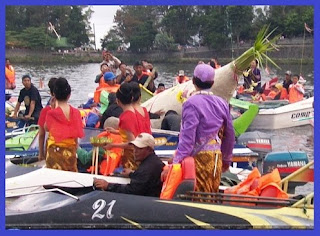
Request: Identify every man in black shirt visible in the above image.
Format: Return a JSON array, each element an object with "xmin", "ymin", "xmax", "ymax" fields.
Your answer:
[
  {"xmin": 130, "ymin": 61, "xmax": 156, "ymax": 92},
  {"xmin": 93, "ymin": 133, "xmax": 164, "ymax": 197},
  {"xmin": 13, "ymin": 75, "xmax": 43, "ymax": 124},
  {"xmin": 283, "ymin": 70, "xmax": 293, "ymax": 93},
  {"xmin": 99, "ymin": 93, "xmax": 123, "ymax": 129}
]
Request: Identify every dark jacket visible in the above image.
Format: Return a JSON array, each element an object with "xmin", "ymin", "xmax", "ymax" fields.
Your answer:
[{"xmin": 106, "ymin": 152, "xmax": 164, "ymax": 197}]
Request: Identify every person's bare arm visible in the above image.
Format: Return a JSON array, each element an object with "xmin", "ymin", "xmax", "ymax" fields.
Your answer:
[
  {"xmin": 25, "ymin": 100, "xmax": 35, "ymax": 119},
  {"xmin": 13, "ymin": 102, "xmax": 21, "ymax": 118},
  {"xmin": 38, "ymin": 127, "xmax": 46, "ymax": 161}
]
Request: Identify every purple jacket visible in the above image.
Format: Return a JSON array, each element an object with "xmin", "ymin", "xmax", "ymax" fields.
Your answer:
[{"xmin": 173, "ymin": 92, "xmax": 235, "ymax": 164}]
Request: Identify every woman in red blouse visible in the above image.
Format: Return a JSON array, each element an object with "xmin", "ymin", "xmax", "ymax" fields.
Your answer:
[
  {"xmin": 130, "ymin": 82, "xmax": 151, "ymax": 134},
  {"xmin": 104, "ymin": 82, "xmax": 152, "ymax": 170}
]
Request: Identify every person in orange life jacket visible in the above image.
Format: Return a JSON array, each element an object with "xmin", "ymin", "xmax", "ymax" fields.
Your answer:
[
  {"xmin": 130, "ymin": 61, "xmax": 156, "ymax": 92},
  {"xmin": 5, "ymin": 58, "xmax": 16, "ymax": 90},
  {"xmin": 97, "ymin": 72, "xmax": 120, "ymax": 92},
  {"xmin": 288, "ymin": 74, "xmax": 305, "ymax": 103},
  {"xmin": 154, "ymin": 83, "xmax": 165, "ymax": 94},
  {"xmin": 13, "ymin": 75, "xmax": 43, "ymax": 125},
  {"xmin": 101, "ymin": 50, "xmax": 121, "ymax": 74},
  {"xmin": 282, "ymin": 70, "xmax": 292, "ymax": 93},
  {"xmin": 95, "ymin": 62, "xmax": 111, "ymax": 84},
  {"xmin": 175, "ymin": 70, "xmax": 190, "ymax": 84},
  {"xmin": 266, "ymin": 85, "xmax": 279, "ymax": 100},
  {"xmin": 116, "ymin": 62, "xmax": 133, "ymax": 84},
  {"xmin": 252, "ymin": 88, "xmax": 266, "ymax": 101},
  {"xmin": 38, "ymin": 77, "xmax": 57, "ymax": 161},
  {"xmin": 275, "ymin": 83, "xmax": 288, "ymax": 100},
  {"xmin": 93, "ymin": 133, "xmax": 164, "ymax": 197}
]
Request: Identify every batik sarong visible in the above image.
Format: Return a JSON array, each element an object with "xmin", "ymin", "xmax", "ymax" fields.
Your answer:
[{"xmin": 46, "ymin": 137, "xmax": 78, "ymax": 172}]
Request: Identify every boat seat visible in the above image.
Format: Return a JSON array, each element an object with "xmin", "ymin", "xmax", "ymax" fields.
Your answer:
[{"xmin": 172, "ymin": 156, "xmax": 196, "ymax": 199}]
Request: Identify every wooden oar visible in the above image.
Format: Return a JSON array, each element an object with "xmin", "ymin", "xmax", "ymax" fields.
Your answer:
[{"xmin": 143, "ymin": 67, "xmax": 157, "ymax": 88}]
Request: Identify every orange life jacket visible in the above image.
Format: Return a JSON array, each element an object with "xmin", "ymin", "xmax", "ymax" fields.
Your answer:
[
  {"xmin": 160, "ymin": 156, "xmax": 196, "ymax": 200},
  {"xmin": 97, "ymin": 131, "xmax": 122, "ymax": 176},
  {"xmin": 94, "ymin": 77, "xmax": 120, "ymax": 103},
  {"xmin": 267, "ymin": 90, "xmax": 277, "ymax": 100},
  {"xmin": 224, "ymin": 168, "xmax": 288, "ymax": 206},
  {"xmin": 288, "ymin": 84, "xmax": 304, "ymax": 103},
  {"xmin": 175, "ymin": 76, "xmax": 189, "ymax": 84},
  {"xmin": 5, "ymin": 65, "xmax": 15, "ymax": 83},
  {"xmin": 5, "ymin": 65, "xmax": 16, "ymax": 89},
  {"xmin": 280, "ymin": 88, "xmax": 288, "ymax": 100}
]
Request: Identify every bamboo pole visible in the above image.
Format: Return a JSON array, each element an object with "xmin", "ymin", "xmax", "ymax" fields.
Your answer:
[
  {"xmin": 91, "ymin": 147, "xmax": 96, "ymax": 174},
  {"xmin": 103, "ymin": 151, "xmax": 110, "ymax": 176},
  {"xmin": 280, "ymin": 160, "xmax": 314, "ymax": 193},
  {"xmin": 299, "ymin": 26, "xmax": 306, "ymax": 76},
  {"xmin": 95, "ymin": 147, "xmax": 99, "ymax": 175}
]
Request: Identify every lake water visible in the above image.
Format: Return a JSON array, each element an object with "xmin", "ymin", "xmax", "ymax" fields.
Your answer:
[{"xmin": 11, "ymin": 62, "xmax": 314, "ymax": 157}]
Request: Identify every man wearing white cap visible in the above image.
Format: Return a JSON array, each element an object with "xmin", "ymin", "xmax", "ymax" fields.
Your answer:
[
  {"xmin": 175, "ymin": 70, "xmax": 189, "ymax": 84},
  {"xmin": 162, "ymin": 64, "xmax": 235, "ymax": 194},
  {"xmin": 94, "ymin": 133, "xmax": 164, "ymax": 197},
  {"xmin": 283, "ymin": 70, "xmax": 292, "ymax": 93}
]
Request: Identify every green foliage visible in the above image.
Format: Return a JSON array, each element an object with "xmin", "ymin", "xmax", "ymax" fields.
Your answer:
[
  {"xmin": 129, "ymin": 21, "xmax": 157, "ymax": 52},
  {"xmin": 6, "ymin": 6, "xmax": 90, "ymax": 49},
  {"xmin": 161, "ymin": 6, "xmax": 197, "ymax": 45},
  {"xmin": 6, "ymin": 5, "xmax": 314, "ymax": 52},
  {"xmin": 114, "ymin": 6, "xmax": 159, "ymax": 43},
  {"xmin": 226, "ymin": 6, "xmax": 254, "ymax": 44},
  {"xmin": 267, "ymin": 6, "xmax": 314, "ymax": 37},
  {"xmin": 6, "ymin": 27, "xmax": 55, "ymax": 49},
  {"xmin": 101, "ymin": 28, "xmax": 122, "ymax": 51},
  {"xmin": 65, "ymin": 6, "xmax": 89, "ymax": 47},
  {"xmin": 154, "ymin": 32, "xmax": 176, "ymax": 50},
  {"xmin": 197, "ymin": 6, "xmax": 229, "ymax": 49}
]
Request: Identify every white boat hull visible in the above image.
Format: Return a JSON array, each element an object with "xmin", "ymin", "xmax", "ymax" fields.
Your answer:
[{"xmin": 249, "ymin": 97, "xmax": 314, "ymax": 130}]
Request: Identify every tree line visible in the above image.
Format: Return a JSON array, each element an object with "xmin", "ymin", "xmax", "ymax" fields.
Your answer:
[
  {"xmin": 6, "ymin": 5, "xmax": 313, "ymax": 52},
  {"xmin": 102, "ymin": 5, "xmax": 314, "ymax": 52},
  {"xmin": 6, "ymin": 6, "xmax": 92, "ymax": 49}
]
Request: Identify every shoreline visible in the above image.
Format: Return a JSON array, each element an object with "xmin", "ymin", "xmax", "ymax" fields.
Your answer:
[{"xmin": 6, "ymin": 54, "xmax": 314, "ymax": 65}]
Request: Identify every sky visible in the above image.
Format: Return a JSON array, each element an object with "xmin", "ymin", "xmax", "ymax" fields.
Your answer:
[{"xmin": 89, "ymin": 5, "xmax": 120, "ymax": 50}]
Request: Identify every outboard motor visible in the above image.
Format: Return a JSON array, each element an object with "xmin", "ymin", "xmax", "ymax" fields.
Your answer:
[
  {"xmin": 237, "ymin": 131, "xmax": 272, "ymax": 172},
  {"xmin": 237, "ymin": 131, "xmax": 272, "ymax": 157},
  {"xmin": 263, "ymin": 151, "xmax": 308, "ymax": 177},
  {"xmin": 263, "ymin": 151, "xmax": 310, "ymax": 193}
]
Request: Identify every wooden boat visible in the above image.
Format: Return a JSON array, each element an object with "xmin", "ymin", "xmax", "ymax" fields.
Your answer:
[{"xmin": 5, "ymin": 159, "xmax": 314, "ymax": 230}]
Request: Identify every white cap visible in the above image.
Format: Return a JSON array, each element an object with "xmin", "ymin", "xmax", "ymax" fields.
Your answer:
[
  {"xmin": 178, "ymin": 70, "xmax": 184, "ymax": 76},
  {"xmin": 130, "ymin": 133, "xmax": 155, "ymax": 149},
  {"xmin": 285, "ymin": 70, "xmax": 292, "ymax": 76}
]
